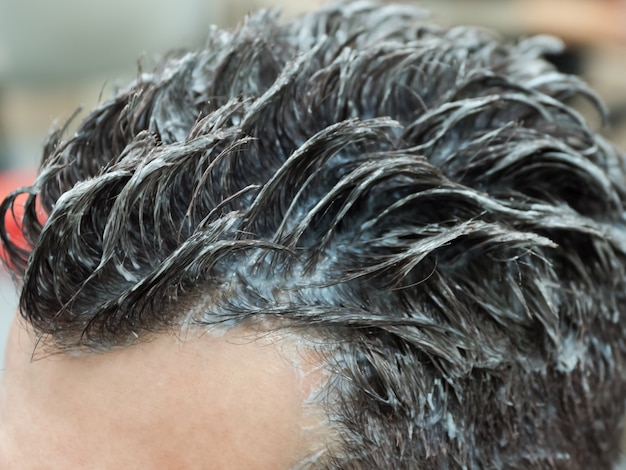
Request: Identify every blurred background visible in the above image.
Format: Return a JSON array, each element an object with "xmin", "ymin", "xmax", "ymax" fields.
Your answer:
[{"xmin": 0, "ymin": 0, "xmax": 625, "ymax": 370}]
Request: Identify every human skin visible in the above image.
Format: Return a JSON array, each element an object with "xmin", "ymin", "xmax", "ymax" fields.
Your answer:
[{"xmin": 0, "ymin": 316, "xmax": 324, "ymax": 469}]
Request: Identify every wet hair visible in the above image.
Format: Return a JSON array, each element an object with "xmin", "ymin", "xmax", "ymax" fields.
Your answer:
[{"xmin": 3, "ymin": 2, "xmax": 626, "ymax": 468}]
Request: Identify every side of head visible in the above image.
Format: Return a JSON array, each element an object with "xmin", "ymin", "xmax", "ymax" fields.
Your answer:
[{"xmin": 2, "ymin": 2, "xmax": 626, "ymax": 468}]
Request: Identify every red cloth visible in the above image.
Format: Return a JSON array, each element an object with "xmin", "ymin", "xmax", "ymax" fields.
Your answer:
[{"xmin": 0, "ymin": 168, "xmax": 41, "ymax": 265}]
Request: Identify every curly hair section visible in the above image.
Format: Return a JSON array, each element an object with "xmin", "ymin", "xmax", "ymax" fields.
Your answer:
[{"xmin": 2, "ymin": 2, "xmax": 626, "ymax": 468}]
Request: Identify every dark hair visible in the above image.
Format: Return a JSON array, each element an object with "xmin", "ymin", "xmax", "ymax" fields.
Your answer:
[{"xmin": 3, "ymin": 2, "xmax": 626, "ymax": 468}]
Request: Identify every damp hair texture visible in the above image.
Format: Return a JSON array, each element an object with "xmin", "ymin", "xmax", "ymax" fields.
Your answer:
[{"xmin": 3, "ymin": 2, "xmax": 626, "ymax": 468}]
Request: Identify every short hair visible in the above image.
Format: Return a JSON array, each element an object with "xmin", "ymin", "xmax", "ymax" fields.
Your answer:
[{"xmin": 3, "ymin": 2, "xmax": 626, "ymax": 468}]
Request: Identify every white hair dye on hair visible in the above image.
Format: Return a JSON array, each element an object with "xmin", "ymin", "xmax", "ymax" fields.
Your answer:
[{"xmin": 2, "ymin": 2, "xmax": 626, "ymax": 468}]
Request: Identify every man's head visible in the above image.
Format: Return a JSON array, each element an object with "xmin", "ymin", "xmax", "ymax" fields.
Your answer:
[{"xmin": 2, "ymin": 2, "xmax": 626, "ymax": 468}]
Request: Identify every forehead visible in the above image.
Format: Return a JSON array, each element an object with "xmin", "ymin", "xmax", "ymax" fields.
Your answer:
[{"xmin": 0, "ymin": 316, "xmax": 325, "ymax": 468}]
